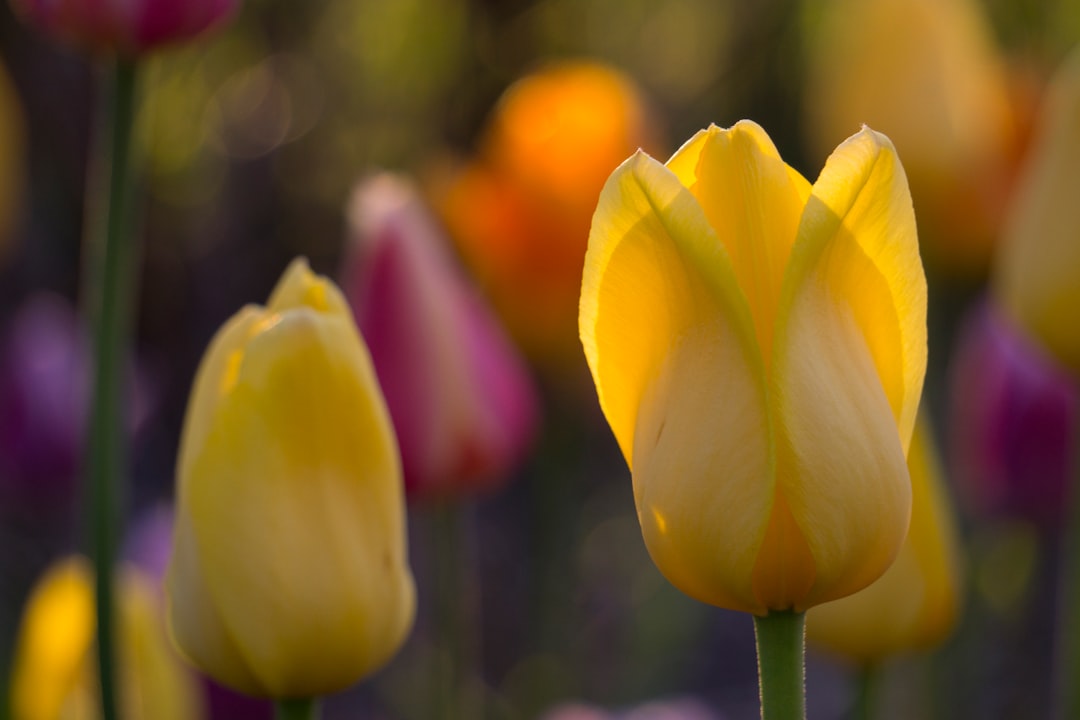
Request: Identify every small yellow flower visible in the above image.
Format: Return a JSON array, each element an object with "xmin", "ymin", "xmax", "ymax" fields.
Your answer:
[
  {"xmin": 11, "ymin": 556, "xmax": 204, "ymax": 720},
  {"xmin": 806, "ymin": 418, "xmax": 962, "ymax": 662},
  {"xmin": 166, "ymin": 258, "xmax": 415, "ymax": 698},
  {"xmin": 996, "ymin": 48, "xmax": 1080, "ymax": 373},
  {"xmin": 580, "ymin": 121, "xmax": 926, "ymax": 615}
]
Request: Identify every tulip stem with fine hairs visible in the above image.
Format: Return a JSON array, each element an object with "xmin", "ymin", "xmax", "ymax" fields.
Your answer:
[
  {"xmin": 754, "ymin": 611, "xmax": 806, "ymax": 720},
  {"xmin": 85, "ymin": 57, "xmax": 140, "ymax": 720},
  {"xmin": 275, "ymin": 699, "xmax": 320, "ymax": 720}
]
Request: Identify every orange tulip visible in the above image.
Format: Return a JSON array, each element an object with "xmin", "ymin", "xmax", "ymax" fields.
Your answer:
[{"xmin": 436, "ymin": 61, "xmax": 662, "ymax": 366}]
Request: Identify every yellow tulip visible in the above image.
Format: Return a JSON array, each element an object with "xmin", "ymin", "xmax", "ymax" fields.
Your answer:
[
  {"xmin": 10, "ymin": 556, "xmax": 204, "ymax": 720},
  {"xmin": 806, "ymin": 419, "xmax": 962, "ymax": 662},
  {"xmin": 803, "ymin": 0, "xmax": 1017, "ymax": 273},
  {"xmin": 166, "ymin": 258, "xmax": 415, "ymax": 698},
  {"xmin": 995, "ymin": 48, "xmax": 1080, "ymax": 373},
  {"xmin": 580, "ymin": 121, "xmax": 926, "ymax": 615}
]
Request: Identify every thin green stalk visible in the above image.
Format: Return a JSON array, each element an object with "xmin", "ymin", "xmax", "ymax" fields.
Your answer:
[
  {"xmin": 754, "ymin": 611, "xmax": 806, "ymax": 720},
  {"xmin": 85, "ymin": 58, "xmax": 139, "ymax": 720},
  {"xmin": 433, "ymin": 503, "xmax": 480, "ymax": 719},
  {"xmin": 274, "ymin": 698, "xmax": 320, "ymax": 720},
  {"xmin": 852, "ymin": 663, "xmax": 878, "ymax": 720},
  {"xmin": 1054, "ymin": 419, "xmax": 1080, "ymax": 719}
]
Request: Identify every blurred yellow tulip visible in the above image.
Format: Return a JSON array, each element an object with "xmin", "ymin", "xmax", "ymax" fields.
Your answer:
[
  {"xmin": 804, "ymin": 0, "xmax": 1018, "ymax": 273},
  {"xmin": 806, "ymin": 419, "xmax": 962, "ymax": 662},
  {"xmin": 995, "ymin": 48, "xmax": 1080, "ymax": 373},
  {"xmin": 11, "ymin": 556, "xmax": 204, "ymax": 720},
  {"xmin": 580, "ymin": 121, "xmax": 926, "ymax": 615},
  {"xmin": 437, "ymin": 60, "xmax": 662, "ymax": 366},
  {"xmin": 166, "ymin": 258, "xmax": 415, "ymax": 698}
]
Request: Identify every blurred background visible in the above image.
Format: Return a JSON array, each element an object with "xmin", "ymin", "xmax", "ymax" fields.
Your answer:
[{"xmin": 0, "ymin": 0, "xmax": 1079, "ymax": 717}]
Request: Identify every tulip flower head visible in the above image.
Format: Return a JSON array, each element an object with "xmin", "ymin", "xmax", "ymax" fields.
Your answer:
[
  {"xmin": 166, "ymin": 258, "xmax": 415, "ymax": 698},
  {"xmin": 580, "ymin": 121, "xmax": 927, "ymax": 615},
  {"xmin": 995, "ymin": 48, "xmax": 1080, "ymax": 373},
  {"xmin": 9, "ymin": 0, "xmax": 238, "ymax": 55},
  {"xmin": 11, "ymin": 556, "xmax": 204, "ymax": 720},
  {"xmin": 949, "ymin": 301, "xmax": 1077, "ymax": 525},
  {"xmin": 807, "ymin": 419, "xmax": 962, "ymax": 662},
  {"xmin": 438, "ymin": 61, "xmax": 661, "ymax": 365},
  {"xmin": 804, "ymin": 0, "xmax": 1017, "ymax": 273},
  {"xmin": 343, "ymin": 173, "xmax": 538, "ymax": 500}
]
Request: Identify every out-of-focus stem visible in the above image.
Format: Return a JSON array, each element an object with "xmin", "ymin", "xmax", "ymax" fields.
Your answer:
[{"xmin": 85, "ymin": 58, "xmax": 139, "ymax": 720}]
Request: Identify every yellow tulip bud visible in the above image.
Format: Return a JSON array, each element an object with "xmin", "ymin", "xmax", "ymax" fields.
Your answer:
[
  {"xmin": 166, "ymin": 258, "xmax": 415, "ymax": 698},
  {"xmin": 996, "ymin": 48, "xmax": 1080, "ymax": 373},
  {"xmin": 580, "ymin": 121, "xmax": 927, "ymax": 615},
  {"xmin": 11, "ymin": 556, "xmax": 205, "ymax": 720},
  {"xmin": 806, "ymin": 419, "xmax": 962, "ymax": 662}
]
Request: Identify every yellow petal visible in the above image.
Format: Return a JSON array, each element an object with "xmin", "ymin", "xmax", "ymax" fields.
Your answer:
[
  {"xmin": 806, "ymin": 418, "xmax": 962, "ymax": 661},
  {"xmin": 119, "ymin": 569, "xmax": 205, "ymax": 720},
  {"xmin": 580, "ymin": 150, "xmax": 773, "ymax": 614},
  {"xmin": 170, "ymin": 260, "xmax": 415, "ymax": 697},
  {"xmin": 166, "ymin": 510, "xmax": 265, "ymax": 695},
  {"xmin": 996, "ymin": 48, "xmax": 1080, "ymax": 372},
  {"xmin": 666, "ymin": 121, "xmax": 811, "ymax": 364},
  {"xmin": 10, "ymin": 558, "xmax": 95, "ymax": 720},
  {"xmin": 772, "ymin": 127, "xmax": 925, "ymax": 608}
]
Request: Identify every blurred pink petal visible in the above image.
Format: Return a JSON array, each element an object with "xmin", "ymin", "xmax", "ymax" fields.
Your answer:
[
  {"xmin": 343, "ymin": 173, "xmax": 539, "ymax": 500},
  {"xmin": 949, "ymin": 300, "xmax": 1078, "ymax": 525}
]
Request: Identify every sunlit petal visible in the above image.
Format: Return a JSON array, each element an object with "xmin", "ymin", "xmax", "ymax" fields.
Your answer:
[{"xmin": 581, "ymin": 151, "xmax": 773, "ymax": 613}]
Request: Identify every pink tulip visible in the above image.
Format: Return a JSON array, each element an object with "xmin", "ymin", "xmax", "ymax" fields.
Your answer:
[
  {"xmin": 10, "ymin": 0, "xmax": 238, "ymax": 55},
  {"xmin": 343, "ymin": 173, "xmax": 539, "ymax": 500},
  {"xmin": 949, "ymin": 300, "xmax": 1078, "ymax": 525}
]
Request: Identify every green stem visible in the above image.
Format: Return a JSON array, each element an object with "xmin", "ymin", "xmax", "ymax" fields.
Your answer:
[
  {"xmin": 1054, "ymin": 418, "xmax": 1080, "ymax": 719},
  {"xmin": 433, "ymin": 504, "xmax": 480, "ymax": 719},
  {"xmin": 852, "ymin": 664, "xmax": 878, "ymax": 720},
  {"xmin": 274, "ymin": 699, "xmax": 320, "ymax": 720},
  {"xmin": 85, "ymin": 58, "xmax": 139, "ymax": 720},
  {"xmin": 754, "ymin": 611, "xmax": 806, "ymax": 720}
]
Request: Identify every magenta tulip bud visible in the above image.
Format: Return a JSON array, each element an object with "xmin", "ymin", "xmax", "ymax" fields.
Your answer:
[
  {"xmin": 9, "ymin": 0, "xmax": 238, "ymax": 55},
  {"xmin": 343, "ymin": 173, "xmax": 539, "ymax": 500},
  {"xmin": 949, "ymin": 300, "xmax": 1078, "ymax": 525}
]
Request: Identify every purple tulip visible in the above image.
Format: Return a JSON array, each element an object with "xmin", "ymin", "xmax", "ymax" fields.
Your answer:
[
  {"xmin": 0, "ymin": 294, "xmax": 88, "ymax": 502},
  {"xmin": 10, "ymin": 0, "xmax": 238, "ymax": 55},
  {"xmin": 342, "ymin": 172, "xmax": 539, "ymax": 500},
  {"xmin": 949, "ymin": 300, "xmax": 1078, "ymax": 524}
]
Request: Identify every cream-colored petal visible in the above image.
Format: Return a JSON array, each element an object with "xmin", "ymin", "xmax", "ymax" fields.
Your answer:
[
  {"xmin": 667, "ymin": 121, "xmax": 811, "ymax": 364},
  {"xmin": 580, "ymin": 150, "xmax": 773, "ymax": 614},
  {"xmin": 772, "ymin": 127, "xmax": 925, "ymax": 608},
  {"xmin": 184, "ymin": 310, "xmax": 415, "ymax": 697}
]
